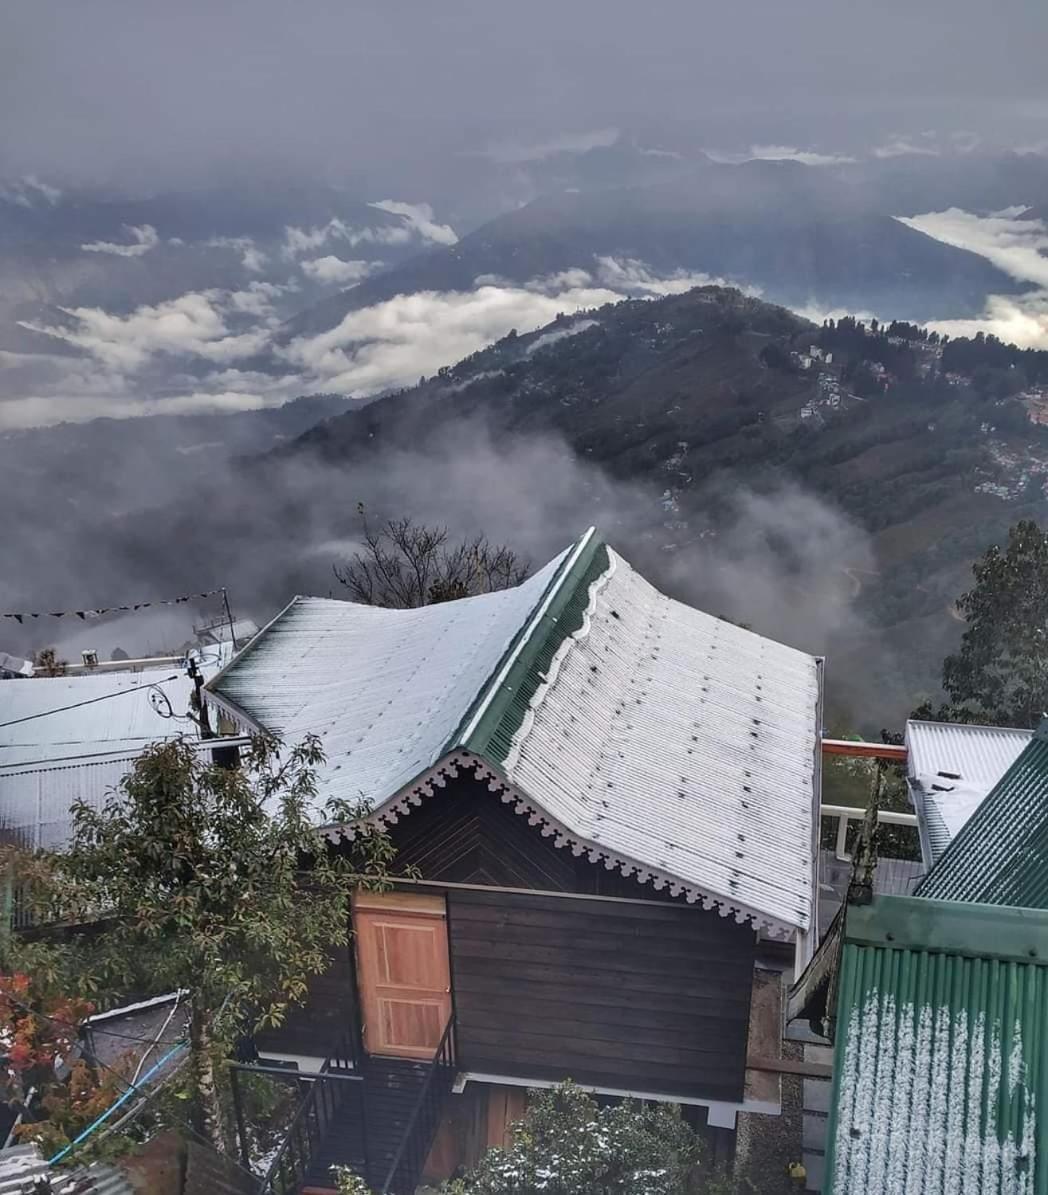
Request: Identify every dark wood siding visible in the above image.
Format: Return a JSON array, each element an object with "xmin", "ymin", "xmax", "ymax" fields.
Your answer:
[
  {"xmin": 389, "ymin": 774, "xmax": 686, "ymax": 902},
  {"xmin": 447, "ymin": 887, "xmax": 755, "ymax": 1102},
  {"xmin": 254, "ymin": 945, "xmax": 355, "ymax": 1059}
]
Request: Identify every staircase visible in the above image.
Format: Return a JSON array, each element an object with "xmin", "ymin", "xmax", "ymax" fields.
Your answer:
[
  {"xmin": 259, "ymin": 1017, "xmax": 457, "ymax": 1195},
  {"xmin": 300, "ymin": 1059, "xmax": 430, "ymax": 1192}
]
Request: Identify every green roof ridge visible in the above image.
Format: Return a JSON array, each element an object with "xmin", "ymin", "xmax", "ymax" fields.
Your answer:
[
  {"xmin": 916, "ymin": 720, "xmax": 1048, "ymax": 908},
  {"xmin": 450, "ymin": 530, "xmax": 610, "ymax": 764}
]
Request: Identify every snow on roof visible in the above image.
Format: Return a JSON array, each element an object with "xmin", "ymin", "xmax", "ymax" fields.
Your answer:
[
  {"xmin": 207, "ymin": 532, "xmax": 822, "ymax": 936},
  {"xmin": 205, "ymin": 548, "xmax": 571, "ymax": 809},
  {"xmin": 498, "ymin": 546, "xmax": 821, "ymax": 935},
  {"xmin": 0, "ymin": 646, "xmax": 232, "ymax": 849},
  {"xmin": 827, "ymin": 896, "xmax": 1047, "ymax": 1194},
  {"xmin": 905, "ymin": 719, "xmax": 1032, "ymax": 866}
]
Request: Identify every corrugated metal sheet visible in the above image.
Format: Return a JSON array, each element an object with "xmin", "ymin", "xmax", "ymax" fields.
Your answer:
[
  {"xmin": 500, "ymin": 546, "xmax": 820, "ymax": 934},
  {"xmin": 206, "ymin": 550, "xmax": 569, "ymax": 812},
  {"xmin": 826, "ymin": 896, "xmax": 1048, "ymax": 1195},
  {"xmin": 0, "ymin": 1145, "xmax": 133, "ymax": 1195},
  {"xmin": 918, "ymin": 725, "xmax": 1048, "ymax": 907},
  {"xmin": 0, "ymin": 754, "xmax": 137, "ymax": 849},
  {"xmin": 906, "ymin": 720, "xmax": 1032, "ymax": 866},
  {"xmin": 207, "ymin": 534, "xmax": 822, "ymax": 935}
]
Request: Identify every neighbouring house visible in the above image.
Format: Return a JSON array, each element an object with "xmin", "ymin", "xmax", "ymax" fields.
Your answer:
[
  {"xmin": 905, "ymin": 719, "xmax": 1033, "ymax": 869},
  {"xmin": 0, "ymin": 647, "xmax": 237, "ymax": 851},
  {"xmin": 803, "ymin": 895, "xmax": 1047, "ymax": 1194},
  {"xmin": 916, "ymin": 720, "xmax": 1048, "ymax": 906},
  {"xmin": 205, "ymin": 528, "xmax": 825, "ymax": 1192}
]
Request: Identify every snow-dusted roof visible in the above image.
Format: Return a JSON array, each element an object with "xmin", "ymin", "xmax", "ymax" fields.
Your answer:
[
  {"xmin": 0, "ymin": 646, "xmax": 233, "ymax": 848},
  {"xmin": 206, "ymin": 532, "xmax": 822, "ymax": 935},
  {"xmin": 905, "ymin": 719, "xmax": 1033, "ymax": 866},
  {"xmin": 827, "ymin": 895, "xmax": 1048, "ymax": 1194},
  {"xmin": 205, "ymin": 549, "xmax": 571, "ymax": 809}
]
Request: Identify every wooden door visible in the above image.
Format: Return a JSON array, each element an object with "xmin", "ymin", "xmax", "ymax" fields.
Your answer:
[{"xmin": 353, "ymin": 890, "xmax": 452, "ymax": 1060}]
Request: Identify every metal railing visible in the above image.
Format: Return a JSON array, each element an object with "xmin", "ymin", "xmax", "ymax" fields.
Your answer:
[
  {"xmin": 256, "ymin": 1031, "xmax": 365, "ymax": 1195},
  {"xmin": 821, "ymin": 803, "xmax": 918, "ymax": 861},
  {"xmin": 380, "ymin": 1017, "xmax": 457, "ymax": 1195}
]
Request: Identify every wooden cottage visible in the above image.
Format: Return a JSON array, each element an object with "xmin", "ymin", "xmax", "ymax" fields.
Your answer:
[{"xmin": 205, "ymin": 529, "xmax": 824, "ymax": 1192}]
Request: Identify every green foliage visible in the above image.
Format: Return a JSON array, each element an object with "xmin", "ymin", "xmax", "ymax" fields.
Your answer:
[
  {"xmin": 938, "ymin": 520, "xmax": 1048, "ymax": 727},
  {"xmin": 442, "ymin": 1084, "xmax": 733, "ymax": 1195},
  {"xmin": 332, "ymin": 1166, "xmax": 374, "ymax": 1195},
  {"xmin": 18, "ymin": 734, "xmax": 397, "ymax": 1148}
]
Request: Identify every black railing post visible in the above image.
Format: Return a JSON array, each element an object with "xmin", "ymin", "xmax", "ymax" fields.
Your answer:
[{"xmin": 229, "ymin": 1065, "xmax": 251, "ymax": 1171}]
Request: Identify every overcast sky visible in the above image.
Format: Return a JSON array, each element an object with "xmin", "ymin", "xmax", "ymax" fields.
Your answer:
[{"xmin": 5, "ymin": 0, "xmax": 1048, "ymax": 188}]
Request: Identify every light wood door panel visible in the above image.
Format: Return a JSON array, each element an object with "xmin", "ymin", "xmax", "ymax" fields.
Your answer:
[{"xmin": 354, "ymin": 891, "xmax": 451, "ymax": 1059}]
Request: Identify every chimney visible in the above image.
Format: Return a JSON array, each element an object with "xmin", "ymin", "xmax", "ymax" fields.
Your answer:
[{"xmin": 81, "ymin": 650, "xmax": 99, "ymax": 669}]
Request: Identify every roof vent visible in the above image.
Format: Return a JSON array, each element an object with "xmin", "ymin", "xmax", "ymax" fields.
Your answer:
[{"xmin": 81, "ymin": 650, "xmax": 99, "ymax": 669}]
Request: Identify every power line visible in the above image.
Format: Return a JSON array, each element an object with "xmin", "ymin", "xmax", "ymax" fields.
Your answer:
[{"xmin": 0, "ymin": 676, "xmax": 179, "ymax": 730}]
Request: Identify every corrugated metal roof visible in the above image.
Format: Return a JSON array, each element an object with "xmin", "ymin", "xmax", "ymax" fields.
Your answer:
[
  {"xmin": 0, "ymin": 648, "xmax": 234, "ymax": 848},
  {"xmin": 0, "ymin": 1145, "xmax": 133, "ymax": 1195},
  {"xmin": 206, "ymin": 549, "xmax": 570, "ymax": 811},
  {"xmin": 499, "ymin": 546, "xmax": 820, "ymax": 934},
  {"xmin": 905, "ymin": 719, "xmax": 1033, "ymax": 866},
  {"xmin": 917, "ymin": 724, "xmax": 1048, "ymax": 907},
  {"xmin": 208, "ymin": 533, "xmax": 822, "ymax": 935},
  {"xmin": 826, "ymin": 895, "xmax": 1048, "ymax": 1195}
]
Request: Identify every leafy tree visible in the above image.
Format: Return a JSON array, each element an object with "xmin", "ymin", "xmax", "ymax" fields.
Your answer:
[
  {"xmin": 440, "ymin": 1083, "xmax": 732, "ymax": 1195},
  {"xmin": 0, "ymin": 971, "xmax": 124, "ymax": 1159},
  {"xmin": 937, "ymin": 520, "xmax": 1048, "ymax": 726},
  {"xmin": 16, "ymin": 735, "xmax": 398, "ymax": 1153},
  {"xmin": 31, "ymin": 648, "xmax": 68, "ymax": 677},
  {"xmin": 334, "ymin": 509, "xmax": 529, "ymax": 607}
]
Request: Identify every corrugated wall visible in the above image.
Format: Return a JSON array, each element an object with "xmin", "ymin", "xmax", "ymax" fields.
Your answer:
[
  {"xmin": 919, "ymin": 733, "xmax": 1048, "ymax": 908},
  {"xmin": 826, "ymin": 942, "xmax": 1048, "ymax": 1194}
]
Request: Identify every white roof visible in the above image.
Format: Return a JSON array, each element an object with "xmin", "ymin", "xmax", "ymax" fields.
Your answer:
[
  {"xmin": 501, "ymin": 548, "xmax": 821, "ymax": 934},
  {"xmin": 905, "ymin": 719, "xmax": 1033, "ymax": 865},
  {"xmin": 0, "ymin": 647, "xmax": 232, "ymax": 848},
  {"xmin": 207, "ymin": 535, "xmax": 822, "ymax": 935},
  {"xmin": 206, "ymin": 550, "xmax": 570, "ymax": 809}
]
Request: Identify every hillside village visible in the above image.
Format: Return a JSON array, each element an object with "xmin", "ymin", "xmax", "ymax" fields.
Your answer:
[{"xmin": 2, "ymin": 514, "xmax": 1048, "ymax": 1195}]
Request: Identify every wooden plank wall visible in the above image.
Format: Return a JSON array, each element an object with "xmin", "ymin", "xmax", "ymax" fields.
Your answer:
[{"xmin": 447, "ymin": 887, "xmax": 755, "ymax": 1102}]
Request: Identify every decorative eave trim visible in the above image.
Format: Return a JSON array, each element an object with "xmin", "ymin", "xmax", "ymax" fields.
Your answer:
[
  {"xmin": 200, "ymin": 685, "xmax": 268, "ymax": 736},
  {"xmin": 321, "ymin": 750, "xmax": 801, "ymax": 940}
]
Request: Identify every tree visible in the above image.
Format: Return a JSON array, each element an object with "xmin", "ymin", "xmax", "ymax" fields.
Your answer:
[
  {"xmin": 440, "ymin": 1083, "xmax": 731, "ymax": 1195},
  {"xmin": 32, "ymin": 648, "xmax": 68, "ymax": 677},
  {"xmin": 0, "ymin": 971, "xmax": 123, "ymax": 1159},
  {"xmin": 938, "ymin": 520, "xmax": 1048, "ymax": 726},
  {"xmin": 334, "ymin": 509, "xmax": 529, "ymax": 608},
  {"xmin": 18, "ymin": 735, "xmax": 398, "ymax": 1153}
]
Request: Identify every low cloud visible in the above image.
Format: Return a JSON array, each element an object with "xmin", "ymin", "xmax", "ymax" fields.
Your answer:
[
  {"xmin": 368, "ymin": 201, "xmax": 458, "ymax": 246},
  {"xmin": 707, "ymin": 145, "xmax": 855, "ymax": 167},
  {"xmin": 205, "ymin": 235, "xmax": 268, "ymax": 272},
  {"xmin": 872, "ymin": 137, "xmax": 941, "ymax": 159},
  {"xmin": 81, "ymin": 223, "xmax": 160, "ymax": 257},
  {"xmin": 478, "ymin": 128, "xmax": 620, "ymax": 164},
  {"xmin": 19, "ymin": 289, "xmax": 271, "ymax": 371},
  {"xmin": 898, "ymin": 206, "xmax": 1048, "ymax": 348},
  {"xmin": 898, "ymin": 207, "xmax": 1048, "ymax": 288},
  {"xmin": 526, "ymin": 319, "xmax": 599, "ymax": 355},
  {"xmin": 299, "ymin": 256, "xmax": 382, "ymax": 286},
  {"xmin": 0, "ymin": 175, "xmax": 62, "ymax": 207}
]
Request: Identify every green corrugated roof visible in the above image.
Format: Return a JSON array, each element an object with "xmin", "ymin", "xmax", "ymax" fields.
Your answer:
[
  {"xmin": 917, "ymin": 722, "xmax": 1048, "ymax": 908},
  {"xmin": 448, "ymin": 531, "xmax": 611, "ymax": 764},
  {"xmin": 826, "ymin": 895, "xmax": 1048, "ymax": 1195}
]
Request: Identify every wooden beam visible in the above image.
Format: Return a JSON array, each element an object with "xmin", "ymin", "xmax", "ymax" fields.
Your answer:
[
  {"xmin": 746, "ymin": 1056, "xmax": 832, "ymax": 1080},
  {"xmin": 822, "ymin": 739, "xmax": 907, "ymax": 763}
]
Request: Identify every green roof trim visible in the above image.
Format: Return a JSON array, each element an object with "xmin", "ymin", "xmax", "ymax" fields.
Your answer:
[
  {"xmin": 825, "ymin": 895, "xmax": 1048, "ymax": 1194},
  {"xmin": 917, "ymin": 721, "xmax": 1048, "ymax": 908},
  {"xmin": 449, "ymin": 530, "xmax": 610, "ymax": 764}
]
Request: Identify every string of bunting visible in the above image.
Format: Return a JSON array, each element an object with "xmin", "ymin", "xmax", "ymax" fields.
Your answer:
[{"xmin": 2, "ymin": 588, "xmax": 227, "ymax": 625}]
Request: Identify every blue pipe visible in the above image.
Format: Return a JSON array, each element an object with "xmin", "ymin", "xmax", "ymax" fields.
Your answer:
[{"xmin": 48, "ymin": 1041, "xmax": 187, "ymax": 1165}]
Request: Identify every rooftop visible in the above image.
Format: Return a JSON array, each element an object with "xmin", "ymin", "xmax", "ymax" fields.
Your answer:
[
  {"xmin": 206, "ymin": 530, "xmax": 823, "ymax": 937},
  {"xmin": 825, "ymin": 895, "xmax": 1047, "ymax": 1194},
  {"xmin": 905, "ymin": 718, "xmax": 1032, "ymax": 867},
  {"xmin": 917, "ymin": 721, "xmax": 1048, "ymax": 908}
]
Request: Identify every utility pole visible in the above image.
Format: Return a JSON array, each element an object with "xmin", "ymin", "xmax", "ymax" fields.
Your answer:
[{"xmin": 221, "ymin": 588, "xmax": 239, "ymax": 651}]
